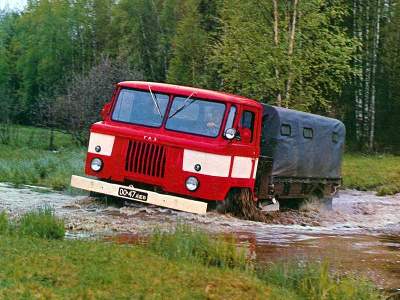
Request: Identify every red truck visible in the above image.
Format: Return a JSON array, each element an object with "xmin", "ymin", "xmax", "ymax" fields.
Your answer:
[{"xmin": 71, "ymin": 81, "xmax": 345, "ymax": 215}]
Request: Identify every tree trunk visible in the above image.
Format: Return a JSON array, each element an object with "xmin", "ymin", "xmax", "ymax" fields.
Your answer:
[
  {"xmin": 284, "ymin": 0, "xmax": 299, "ymax": 107},
  {"xmin": 369, "ymin": 0, "xmax": 381, "ymax": 150},
  {"xmin": 272, "ymin": 0, "xmax": 282, "ymax": 106}
]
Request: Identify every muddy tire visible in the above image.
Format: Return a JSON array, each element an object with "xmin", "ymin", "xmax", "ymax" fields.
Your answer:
[{"xmin": 219, "ymin": 188, "xmax": 267, "ymax": 222}]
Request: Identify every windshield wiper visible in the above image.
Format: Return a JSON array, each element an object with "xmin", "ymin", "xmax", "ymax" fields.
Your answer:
[
  {"xmin": 168, "ymin": 92, "xmax": 196, "ymax": 119},
  {"xmin": 148, "ymin": 85, "xmax": 162, "ymax": 118}
]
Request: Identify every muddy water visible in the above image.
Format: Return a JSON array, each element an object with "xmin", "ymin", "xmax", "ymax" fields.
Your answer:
[{"xmin": 1, "ymin": 184, "xmax": 400, "ymax": 289}]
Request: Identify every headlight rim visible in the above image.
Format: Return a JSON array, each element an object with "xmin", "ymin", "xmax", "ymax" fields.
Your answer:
[
  {"xmin": 185, "ymin": 176, "xmax": 199, "ymax": 192},
  {"xmin": 90, "ymin": 157, "xmax": 103, "ymax": 172}
]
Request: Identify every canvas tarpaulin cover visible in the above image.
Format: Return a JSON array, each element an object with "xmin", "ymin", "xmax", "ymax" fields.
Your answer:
[{"xmin": 261, "ymin": 104, "xmax": 345, "ymax": 179}]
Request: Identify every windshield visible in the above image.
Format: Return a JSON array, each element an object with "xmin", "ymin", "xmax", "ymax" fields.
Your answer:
[
  {"xmin": 112, "ymin": 89, "xmax": 169, "ymax": 127},
  {"xmin": 166, "ymin": 97, "xmax": 226, "ymax": 137}
]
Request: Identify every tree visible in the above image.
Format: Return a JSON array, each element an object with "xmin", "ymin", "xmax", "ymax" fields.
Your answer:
[
  {"xmin": 167, "ymin": 0, "xmax": 210, "ymax": 86},
  {"xmin": 53, "ymin": 57, "xmax": 142, "ymax": 144},
  {"xmin": 214, "ymin": 0, "xmax": 355, "ymax": 113},
  {"xmin": 378, "ymin": 0, "xmax": 400, "ymax": 150},
  {"xmin": 112, "ymin": 0, "xmax": 164, "ymax": 81},
  {"xmin": 352, "ymin": 0, "xmax": 386, "ymax": 150},
  {"xmin": 0, "ymin": 10, "xmax": 21, "ymax": 123}
]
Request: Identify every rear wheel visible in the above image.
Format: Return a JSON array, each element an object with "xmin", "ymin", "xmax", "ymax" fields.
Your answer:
[{"xmin": 279, "ymin": 198, "xmax": 304, "ymax": 210}]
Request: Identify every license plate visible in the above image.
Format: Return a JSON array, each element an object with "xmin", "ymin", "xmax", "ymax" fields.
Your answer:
[{"xmin": 118, "ymin": 187, "xmax": 148, "ymax": 201}]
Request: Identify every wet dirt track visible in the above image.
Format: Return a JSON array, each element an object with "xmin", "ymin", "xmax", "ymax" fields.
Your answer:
[{"xmin": 1, "ymin": 184, "xmax": 399, "ymax": 290}]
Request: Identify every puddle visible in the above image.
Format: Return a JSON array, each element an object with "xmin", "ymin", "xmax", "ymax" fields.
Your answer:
[{"xmin": 1, "ymin": 183, "xmax": 400, "ymax": 289}]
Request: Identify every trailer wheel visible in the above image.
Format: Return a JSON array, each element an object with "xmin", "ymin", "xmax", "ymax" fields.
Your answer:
[
  {"xmin": 300, "ymin": 193, "xmax": 333, "ymax": 211},
  {"xmin": 279, "ymin": 198, "xmax": 303, "ymax": 210}
]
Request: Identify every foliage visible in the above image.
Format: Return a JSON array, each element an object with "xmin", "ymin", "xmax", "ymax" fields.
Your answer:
[
  {"xmin": 0, "ymin": 0, "xmax": 400, "ymax": 150},
  {"xmin": 17, "ymin": 206, "xmax": 65, "ymax": 239},
  {"xmin": 148, "ymin": 223, "xmax": 250, "ymax": 269},
  {"xmin": 378, "ymin": 2, "xmax": 400, "ymax": 151},
  {"xmin": 0, "ymin": 125, "xmax": 84, "ymax": 190},
  {"xmin": 0, "ymin": 211, "xmax": 9, "ymax": 234},
  {"xmin": 167, "ymin": 0, "xmax": 215, "ymax": 86},
  {"xmin": 54, "ymin": 57, "xmax": 142, "ymax": 144},
  {"xmin": 258, "ymin": 262, "xmax": 381, "ymax": 300},
  {"xmin": 213, "ymin": 0, "xmax": 355, "ymax": 112},
  {"xmin": 342, "ymin": 153, "xmax": 400, "ymax": 195}
]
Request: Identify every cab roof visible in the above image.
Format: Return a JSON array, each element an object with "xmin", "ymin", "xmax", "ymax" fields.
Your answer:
[{"xmin": 118, "ymin": 81, "xmax": 262, "ymax": 109}]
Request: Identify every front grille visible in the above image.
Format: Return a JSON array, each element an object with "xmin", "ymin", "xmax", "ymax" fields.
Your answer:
[{"xmin": 125, "ymin": 140, "xmax": 166, "ymax": 178}]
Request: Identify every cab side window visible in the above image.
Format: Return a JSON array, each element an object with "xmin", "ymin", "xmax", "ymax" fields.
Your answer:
[
  {"xmin": 224, "ymin": 106, "xmax": 236, "ymax": 132},
  {"xmin": 240, "ymin": 110, "xmax": 255, "ymax": 142}
]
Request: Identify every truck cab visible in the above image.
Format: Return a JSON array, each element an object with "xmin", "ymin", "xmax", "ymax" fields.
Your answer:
[{"xmin": 84, "ymin": 81, "xmax": 263, "ymax": 203}]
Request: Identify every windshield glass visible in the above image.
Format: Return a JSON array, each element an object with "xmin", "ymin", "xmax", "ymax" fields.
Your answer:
[
  {"xmin": 112, "ymin": 89, "xmax": 169, "ymax": 127},
  {"xmin": 166, "ymin": 97, "xmax": 226, "ymax": 137}
]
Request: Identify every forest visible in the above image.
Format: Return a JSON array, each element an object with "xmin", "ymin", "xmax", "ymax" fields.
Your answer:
[{"xmin": 0, "ymin": 0, "xmax": 399, "ymax": 151}]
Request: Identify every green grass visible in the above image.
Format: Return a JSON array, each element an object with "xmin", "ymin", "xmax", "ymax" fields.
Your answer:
[
  {"xmin": 1, "ymin": 207, "xmax": 64, "ymax": 239},
  {"xmin": 0, "ymin": 125, "xmax": 85, "ymax": 191},
  {"xmin": 257, "ymin": 262, "xmax": 380, "ymax": 300},
  {"xmin": 0, "ymin": 214, "xmax": 381, "ymax": 299},
  {"xmin": 343, "ymin": 153, "xmax": 400, "ymax": 195},
  {"xmin": 18, "ymin": 207, "xmax": 65, "ymax": 239},
  {"xmin": 148, "ymin": 224, "xmax": 250, "ymax": 270},
  {"xmin": 0, "ymin": 211, "xmax": 9, "ymax": 234}
]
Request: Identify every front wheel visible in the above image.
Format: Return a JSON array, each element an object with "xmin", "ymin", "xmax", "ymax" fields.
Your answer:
[{"xmin": 218, "ymin": 188, "xmax": 266, "ymax": 222}]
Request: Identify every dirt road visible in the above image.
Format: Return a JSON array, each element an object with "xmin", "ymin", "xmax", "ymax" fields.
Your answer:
[{"xmin": 1, "ymin": 184, "xmax": 399, "ymax": 289}]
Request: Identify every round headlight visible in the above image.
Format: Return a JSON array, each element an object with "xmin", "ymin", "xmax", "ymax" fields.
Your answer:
[
  {"xmin": 90, "ymin": 158, "xmax": 103, "ymax": 172},
  {"xmin": 185, "ymin": 176, "xmax": 199, "ymax": 191},
  {"xmin": 95, "ymin": 145, "xmax": 101, "ymax": 153}
]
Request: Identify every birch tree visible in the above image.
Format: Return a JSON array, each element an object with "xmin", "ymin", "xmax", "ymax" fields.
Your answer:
[
  {"xmin": 352, "ymin": 0, "xmax": 385, "ymax": 150},
  {"xmin": 214, "ymin": 0, "xmax": 355, "ymax": 112}
]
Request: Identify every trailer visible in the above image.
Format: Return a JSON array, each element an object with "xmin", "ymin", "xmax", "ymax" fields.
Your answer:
[{"xmin": 71, "ymin": 81, "xmax": 345, "ymax": 215}]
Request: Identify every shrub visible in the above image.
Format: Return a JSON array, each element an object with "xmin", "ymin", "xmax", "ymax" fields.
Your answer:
[
  {"xmin": 18, "ymin": 207, "xmax": 65, "ymax": 240},
  {"xmin": 257, "ymin": 261, "xmax": 381, "ymax": 300},
  {"xmin": 0, "ymin": 211, "xmax": 9, "ymax": 234},
  {"xmin": 147, "ymin": 223, "xmax": 250, "ymax": 269}
]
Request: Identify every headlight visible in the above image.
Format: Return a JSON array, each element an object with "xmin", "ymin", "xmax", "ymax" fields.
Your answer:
[
  {"xmin": 185, "ymin": 176, "xmax": 199, "ymax": 191},
  {"xmin": 90, "ymin": 158, "xmax": 103, "ymax": 172}
]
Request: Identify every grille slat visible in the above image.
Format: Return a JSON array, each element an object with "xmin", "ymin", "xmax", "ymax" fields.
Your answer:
[{"xmin": 125, "ymin": 140, "xmax": 166, "ymax": 178}]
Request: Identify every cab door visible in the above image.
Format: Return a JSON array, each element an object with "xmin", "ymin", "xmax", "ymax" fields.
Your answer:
[{"xmin": 229, "ymin": 105, "xmax": 260, "ymax": 180}]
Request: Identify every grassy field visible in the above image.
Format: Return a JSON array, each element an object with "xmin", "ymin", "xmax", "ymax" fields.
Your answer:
[
  {"xmin": 0, "ymin": 211, "xmax": 381, "ymax": 299},
  {"xmin": 343, "ymin": 153, "xmax": 400, "ymax": 195},
  {"xmin": 0, "ymin": 126, "xmax": 84, "ymax": 191}
]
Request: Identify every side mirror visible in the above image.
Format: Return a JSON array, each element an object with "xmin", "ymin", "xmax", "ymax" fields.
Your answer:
[
  {"xmin": 100, "ymin": 102, "xmax": 112, "ymax": 120},
  {"xmin": 241, "ymin": 128, "xmax": 252, "ymax": 143},
  {"xmin": 224, "ymin": 128, "xmax": 240, "ymax": 140}
]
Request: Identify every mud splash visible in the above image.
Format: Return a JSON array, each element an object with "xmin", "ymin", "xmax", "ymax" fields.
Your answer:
[{"xmin": 1, "ymin": 184, "xmax": 400, "ymax": 288}]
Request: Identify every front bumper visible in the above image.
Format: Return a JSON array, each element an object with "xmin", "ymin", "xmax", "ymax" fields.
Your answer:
[{"xmin": 70, "ymin": 175, "xmax": 207, "ymax": 214}]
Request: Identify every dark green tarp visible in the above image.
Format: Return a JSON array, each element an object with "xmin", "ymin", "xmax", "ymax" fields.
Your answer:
[{"xmin": 261, "ymin": 104, "xmax": 345, "ymax": 179}]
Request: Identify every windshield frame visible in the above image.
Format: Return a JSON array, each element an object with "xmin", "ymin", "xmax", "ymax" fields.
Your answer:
[
  {"xmin": 165, "ymin": 96, "xmax": 227, "ymax": 139},
  {"xmin": 110, "ymin": 87, "xmax": 171, "ymax": 129},
  {"xmin": 110, "ymin": 87, "xmax": 230, "ymax": 139}
]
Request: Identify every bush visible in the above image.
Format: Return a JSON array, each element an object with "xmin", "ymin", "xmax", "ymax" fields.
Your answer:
[
  {"xmin": 18, "ymin": 207, "xmax": 65, "ymax": 240},
  {"xmin": 257, "ymin": 261, "xmax": 381, "ymax": 300},
  {"xmin": 147, "ymin": 223, "xmax": 250, "ymax": 269}
]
